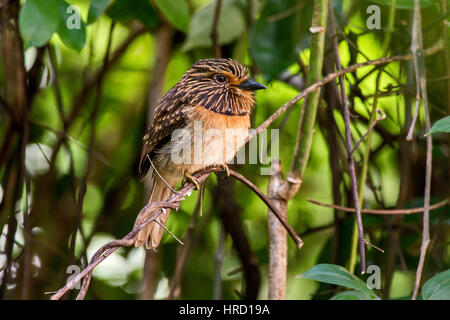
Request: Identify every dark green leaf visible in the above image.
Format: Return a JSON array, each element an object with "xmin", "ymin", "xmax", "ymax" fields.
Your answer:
[
  {"xmin": 427, "ymin": 116, "xmax": 450, "ymax": 135},
  {"xmin": 297, "ymin": 264, "xmax": 378, "ymax": 298},
  {"xmin": 56, "ymin": 1, "xmax": 86, "ymax": 52},
  {"xmin": 422, "ymin": 269, "xmax": 450, "ymax": 300},
  {"xmin": 88, "ymin": 0, "xmax": 111, "ymax": 24},
  {"xmin": 19, "ymin": 0, "xmax": 61, "ymax": 48},
  {"xmin": 331, "ymin": 290, "xmax": 376, "ymax": 300},
  {"xmin": 108, "ymin": 0, "xmax": 159, "ymax": 30},
  {"xmin": 154, "ymin": 0, "xmax": 189, "ymax": 32},
  {"xmin": 182, "ymin": 0, "xmax": 246, "ymax": 51},
  {"xmin": 249, "ymin": 0, "xmax": 299, "ymax": 81}
]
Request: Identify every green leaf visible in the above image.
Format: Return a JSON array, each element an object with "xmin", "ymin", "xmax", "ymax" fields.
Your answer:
[
  {"xmin": 422, "ymin": 269, "xmax": 450, "ymax": 300},
  {"xmin": 19, "ymin": 0, "xmax": 61, "ymax": 48},
  {"xmin": 88, "ymin": 0, "xmax": 111, "ymax": 24},
  {"xmin": 427, "ymin": 116, "xmax": 450, "ymax": 135},
  {"xmin": 367, "ymin": 0, "xmax": 434, "ymax": 9},
  {"xmin": 154, "ymin": 0, "xmax": 189, "ymax": 32},
  {"xmin": 249, "ymin": 0, "xmax": 299, "ymax": 81},
  {"xmin": 297, "ymin": 264, "xmax": 378, "ymax": 298},
  {"xmin": 56, "ymin": 1, "xmax": 86, "ymax": 52},
  {"xmin": 182, "ymin": 0, "xmax": 246, "ymax": 51},
  {"xmin": 108, "ymin": 0, "xmax": 159, "ymax": 30},
  {"xmin": 331, "ymin": 290, "xmax": 376, "ymax": 300}
]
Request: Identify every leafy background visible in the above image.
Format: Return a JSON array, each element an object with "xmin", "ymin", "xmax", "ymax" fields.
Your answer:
[{"xmin": 0, "ymin": 0, "xmax": 449, "ymax": 300}]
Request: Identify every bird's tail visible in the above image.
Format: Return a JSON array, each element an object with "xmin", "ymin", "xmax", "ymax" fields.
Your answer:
[{"xmin": 135, "ymin": 174, "xmax": 177, "ymax": 249}]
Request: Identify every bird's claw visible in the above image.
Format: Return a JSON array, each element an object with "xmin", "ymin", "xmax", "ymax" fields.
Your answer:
[
  {"xmin": 215, "ymin": 164, "xmax": 230, "ymax": 179},
  {"xmin": 184, "ymin": 173, "xmax": 200, "ymax": 190}
]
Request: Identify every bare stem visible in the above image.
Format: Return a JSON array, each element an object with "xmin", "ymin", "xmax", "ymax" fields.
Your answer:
[
  {"xmin": 329, "ymin": 2, "xmax": 366, "ymax": 274},
  {"xmin": 411, "ymin": 0, "xmax": 432, "ymax": 300}
]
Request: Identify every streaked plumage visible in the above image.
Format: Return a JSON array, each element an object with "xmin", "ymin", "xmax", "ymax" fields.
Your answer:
[{"xmin": 135, "ymin": 58, "xmax": 265, "ymax": 249}]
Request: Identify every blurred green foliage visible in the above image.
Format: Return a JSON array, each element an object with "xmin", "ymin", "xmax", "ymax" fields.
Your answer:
[{"xmin": 0, "ymin": 0, "xmax": 449, "ymax": 300}]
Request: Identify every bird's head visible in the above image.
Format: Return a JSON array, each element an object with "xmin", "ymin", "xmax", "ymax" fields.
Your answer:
[{"xmin": 177, "ymin": 58, "xmax": 266, "ymax": 115}]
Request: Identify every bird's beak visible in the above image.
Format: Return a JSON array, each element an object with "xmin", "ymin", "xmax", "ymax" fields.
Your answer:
[{"xmin": 237, "ymin": 78, "xmax": 266, "ymax": 91}]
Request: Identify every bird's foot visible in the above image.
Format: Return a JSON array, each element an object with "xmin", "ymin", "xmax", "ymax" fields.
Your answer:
[
  {"xmin": 183, "ymin": 172, "xmax": 200, "ymax": 190},
  {"xmin": 215, "ymin": 164, "xmax": 230, "ymax": 179}
]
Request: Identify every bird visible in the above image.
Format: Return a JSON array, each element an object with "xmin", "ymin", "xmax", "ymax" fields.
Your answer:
[{"xmin": 135, "ymin": 58, "xmax": 266, "ymax": 249}]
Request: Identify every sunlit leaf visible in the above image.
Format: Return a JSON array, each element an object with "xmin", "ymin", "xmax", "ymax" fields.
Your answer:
[
  {"xmin": 88, "ymin": 234, "xmax": 131, "ymax": 286},
  {"xmin": 427, "ymin": 116, "xmax": 450, "ymax": 135},
  {"xmin": 88, "ymin": 0, "xmax": 111, "ymax": 24},
  {"xmin": 297, "ymin": 264, "xmax": 378, "ymax": 298},
  {"xmin": 182, "ymin": 0, "xmax": 246, "ymax": 51},
  {"xmin": 25, "ymin": 143, "xmax": 52, "ymax": 176},
  {"xmin": 56, "ymin": 1, "xmax": 86, "ymax": 52},
  {"xmin": 19, "ymin": 0, "xmax": 61, "ymax": 48},
  {"xmin": 82, "ymin": 183, "xmax": 104, "ymax": 218},
  {"xmin": 154, "ymin": 0, "xmax": 190, "ymax": 32},
  {"xmin": 422, "ymin": 269, "xmax": 450, "ymax": 300},
  {"xmin": 24, "ymin": 47, "xmax": 38, "ymax": 72}
]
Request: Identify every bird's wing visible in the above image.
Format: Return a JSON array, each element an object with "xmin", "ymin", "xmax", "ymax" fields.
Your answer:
[{"xmin": 139, "ymin": 98, "xmax": 188, "ymax": 174}]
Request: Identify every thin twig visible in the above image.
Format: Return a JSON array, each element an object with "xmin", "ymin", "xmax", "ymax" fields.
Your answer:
[
  {"xmin": 364, "ymin": 240, "xmax": 385, "ymax": 253},
  {"xmin": 168, "ymin": 181, "xmax": 206, "ymax": 299},
  {"xmin": 147, "ymin": 155, "xmax": 178, "ymax": 195},
  {"xmin": 47, "ymin": 25, "xmax": 146, "ymax": 170},
  {"xmin": 247, "ymin": 40, "xmax": 443, "ymax": 144},
  {"xmin": 49, "ymin": 166, "xmax": 301, "ymax": 299},
  {"xmin": 213, "ymin": 226, "xmax": 226, "ymax": 299},
  {"xmin": 229, "ymin": 170, "xmax": 303, "ymax": 249},
  {"xmin": 154, "ymin": 220, "xmax": 184, "ymax": 245},
  {"xmin": 217, "ymin": 178, "xmax": 260, "ymax": 299},
  {"xmin": 210, "ymin": 0, "xmax": 223, "ymax": 58},
  {"xmin": 411, "ymin": 0, "xmax": 432, "ymax": 300},
  {"xmin": 307, "ymin": 198, "xmax": 448, "ymax": 215},
  {"xmin": 350, "ymin": 109, "xmax": 386, "ymax": 156},
  {"xmin": 329, "ymin": 2, "xmax": 366, "ymax": 274}
]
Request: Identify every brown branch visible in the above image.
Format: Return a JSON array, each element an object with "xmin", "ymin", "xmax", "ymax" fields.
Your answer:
[
  {"xmin": 411, "ymin": 0, "xmax": 432, "ymax": 300},
  {"xmin": 140, "ymin": 22, "xmax": 175, "ymax": 300},
  {"xmin": 321, "ymin": 56, "xmax": 348, "ymax": 264},
  {"xmin": 210, "ymin": 0, "xmax": 223, "ymax": 58},
  {"xmin": 329, "ymin": 2, "xmax": 366, "ymax": 274},
  {"xmin": 46, "ymin": 32, "xmax": 445, "ymax": 301},
  {"xmin": 0, "ymin": 94, "xmax": 14, "ymax": 119},
  {"xmin": 217, "ymin": 179, "xmax": 260, "ymax": 300},
  {"xmin": 50, "ymin": 201, "xmax": 179, "ymax": 300},
  {"xmin": 350, "ymin": 109, "xmax": 386, "ymax": 156},
  {"xmin": 167, "ymin": 182, "xmax": 206, "ymax": 299},
  {"xmin": 307, "ymin": 198, "xmax": 449, "ymax": 215},
  {"xmin": 247, "ymin": 39, "xmax": 443, "ymax": 144},
  {"xmin": 0, "ymin": 0, "xmax": 29, "ymax": 298},
  {"xmin": 70, "ymin": 21, "xmax": 114, "ymax": 263},
  {"xmin": 229, "ymin": 170, "xmax": 303, "ymax": 249},
  {"xmin": 267, "ymin": 159, "xmax": 288, "ymax": 300},
  {"xmin": 47, "ymin": 25, "xmax": 147, "ymax": 169},
  {"xmin": 213, "ymin": 224, "xmax": 226, "ymax": 299},
  {"xmin": 49, "ymin": 166, "xmax": 301, "ymax": 299}
]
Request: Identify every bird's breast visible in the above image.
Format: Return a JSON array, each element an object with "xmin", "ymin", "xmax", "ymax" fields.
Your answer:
[{"xmin": 154, "ymin": 105, "xmax": 251, "ymax": 176}]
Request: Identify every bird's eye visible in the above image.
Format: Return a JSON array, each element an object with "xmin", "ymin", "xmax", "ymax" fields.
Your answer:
[{"xmin": 214, "ymin": 74, "xmax": 227, "ymax": 84}]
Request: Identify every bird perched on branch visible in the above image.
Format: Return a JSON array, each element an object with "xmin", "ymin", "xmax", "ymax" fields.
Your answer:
[{"xmin": 135, "ymin": 58, "xmax": 266, "ymax": 249}]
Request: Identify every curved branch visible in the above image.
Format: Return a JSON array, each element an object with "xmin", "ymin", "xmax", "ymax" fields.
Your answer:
[
  {"xmin": 49, "ymin": 166, "xmax": 301, "ymax": 300},
  {"xmin": 47, "ymin": 39, "xmax": 447, "ymax": 300},
  {"xmin": 229, "ymin": 170, "xmax": 303, "ymax": 249}
]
